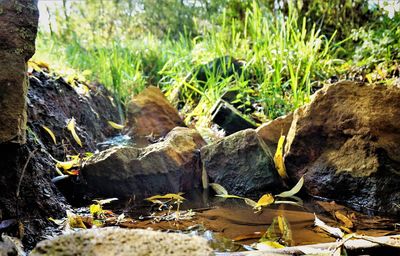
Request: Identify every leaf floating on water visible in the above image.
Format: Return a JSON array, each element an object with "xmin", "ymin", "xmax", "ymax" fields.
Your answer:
[
  {"xmin": 93, "ymin": 198, "xmax": 119, "ymax": 205},
  {"xmin": 244, "ymin": 198, "xmax": 257, "ymax": 208},
  {"xmin": 145, "ymin": 193, "xmax": 185, "ymax": 203},
  {"xmin": 314, "ymin": 214, "xmax": 344, "ymax": 238},
  {"xmin": 210, "ymin": 183, "xmax": 243, "ymax": 199},
  {"xmin": 335, "ymin": 211, "xmax": 354, "ymax": 229},
  {"xmin": 67, "ymin": 117, "xmax": 83, "ymax": 147},
  {"xmin": 108, "ymin": 121, "xmax": 124, "ymax": 130},
  {"xmin": 41, "ymin": 125, "xmax": 57, "ymax": 144},
  {"xmin": 254, "ymin": 193, "xmax": 274, "ymax": 210},
  {"xmin": 274, "ymin": 200, "xmax": 303, "ymax": 207},
  {"xmin": 276, "ymin": 176, "xmax": 304, "ymax": 198},
  {"xmin": 274, "ymin": 135, "xmax": 288, "ymax": 179},
  {"xmin": 210, "ymin": 183, "xmax": 228, "ymax": 196}
]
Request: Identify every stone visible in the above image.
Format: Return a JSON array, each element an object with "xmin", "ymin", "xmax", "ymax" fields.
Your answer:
[
  {"xmin": 256, "ymin": 112, "xmax": 293, "ymax": 152},
  {"xmin": 284, "ymin": 81, "xmax": 400, "ymax": 216},
  {"xmin": 0, "ymin": 0, "xmax": 39, "ymax": 143},
  {"xmin": 201, "ymin": 129, "xmax": 284, "ymax": 197},
  {"xmin": 76, "ymin": 127, "xmax": 205, "ymax": 199},
  {"xmin": 124, "ymin": 86, "xmax": 185, "ymax": 145},
  {"xmin": 31, "ymin": 227, "xmax": 213, "ymax": 256}
]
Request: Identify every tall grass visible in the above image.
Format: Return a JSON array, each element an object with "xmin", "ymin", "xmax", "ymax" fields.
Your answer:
[{"xmin": 34, "ymin": 1, "xmax": 337, "ymax": 126}]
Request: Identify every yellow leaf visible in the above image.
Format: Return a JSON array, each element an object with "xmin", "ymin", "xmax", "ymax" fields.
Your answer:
[
  {"xmin": 67, "ymin": 118, "xmax": 83, "ymax": 147},
  {"xmin": 27, "ymin": 60, "xmax": 43, "ymax": 72},
  {"xmin": 145, "ymin": 193, "xmax": 185, "ymax": 202},
  {"xmin": 257, "ymin": 241, "xmax": 285, "ymax": 249},
  {"xmin": 209, "ymin": 183, "xmax": 228, "ymax": 196},
  {"xmin": 262, "ymin": 215, "xmax": 293, "ymax": 246},
  {"xmin": 66, "ymin": 210, "xmax": 86, "ymax": 229},
  {"xmin": 41, "ymin": 125, "xmax": 57, "ymax": 144},
  {"xmin": 215, "ymin": 194, "xmax": 243, "ymax": 199},
  {"xmin": 93, "ymin": 198, "xmax": 119, "ymax": 205},
  {"xmin": 34, "ymin": 60, "xmax": 50, "ymax": 70},
  {"xmin": 274, "ymin": 135, "xmax": 288, "ymax": 179},
  {"xmin": 255, "ymin": 193, "xmax": 274, "ymax": 209},
  {"xmin": 108, "ymin": 121, "xmax": 124, "ymax": 130},
  {"xmin": 55, "ymin": 159, "xmax": 79, "ymax": 171},
  {"xmin": 89, "ymin": 204, "xmax": 104, "ymax": 219}
]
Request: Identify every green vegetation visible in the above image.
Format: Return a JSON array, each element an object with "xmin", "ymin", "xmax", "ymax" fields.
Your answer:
[{"xmin": 34, "ymin": 0, "xmax": 400, "ymax": 127}]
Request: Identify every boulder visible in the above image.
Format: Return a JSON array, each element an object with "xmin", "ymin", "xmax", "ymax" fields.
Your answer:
[
  {"xmin": 0, "ymin": 0, "xmax": 39, "ymax": 143},
  {"xmin": 76, "ymin": 127, "xmax": 205, "ymax": 199},
  {"xmin": 256, "ymin": 112, "xmax": 293, "ymax": 152},
  {"xmin": 31, "ymin": 227, "xmax": 213, "ymax": 256},
  {"xmin": 125, "ymin": 86, "xmax": 185, "ymax": 145},
  {"xmin": 201, "ymin": 129, "xmax": 283, "ymax": 197},
  {"xmin": 284, "ymin": 81, "xmax": 400, "ymax": 216}
]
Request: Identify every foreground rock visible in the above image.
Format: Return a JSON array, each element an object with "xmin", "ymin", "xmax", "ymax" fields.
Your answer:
[
  {"xmin": 31, "ymin": 228, "xmax": 213, "ymax": 256},
  {"xmin": 201, "ymin": 129, "xmax": 283, "ymax": 197},
  {"xmin": 125, "ymin": 86, "xmax": 185, "ymax": 146},
  {"xmin": 256, "ymin": 112, "xmax": 293, "ymax": 152},
  {"xmin": 0, "ymin": 0, "xmax": 38, "ymax": 143},
  {"xmin": 76, "ymin": 127, "xmax": 205, "ymax": 199},
  {"xmin": 285, "ymin": 81, "xmax": 400, "ymax": 216}
]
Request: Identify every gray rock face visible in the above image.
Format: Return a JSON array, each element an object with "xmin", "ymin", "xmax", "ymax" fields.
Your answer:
[
  {"xmin": 0, "ymin": 0, "xmax": 39, "ymax": 143},
  {"xmin": 201, "ymin": 129, "xmax": 284, "ymax": 197},
  {"xmin": 31, "ymin": 227, "xmax": 213, "ymax": 256},
  {"xmin": 284, "ymin": 81, "xmax": 400, "ymax": 216},
  {"xmin": 78, "ymin": 127, "xmax": 205, "ymax": 199}
]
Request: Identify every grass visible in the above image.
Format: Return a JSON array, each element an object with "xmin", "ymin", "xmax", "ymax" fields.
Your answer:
[{"xmin": 33, "ymin": 1, "xmax": 399, "ymax": 128}]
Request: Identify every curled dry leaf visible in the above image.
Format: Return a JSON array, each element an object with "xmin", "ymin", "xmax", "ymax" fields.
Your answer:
[
  {"xmin": 93, "ymin": 198, "xmax": 119, "ymax": 205},
  {"xmin": 41, "ymin": 125, "xmax": 57, "ymax": 144},
  {"xmin": 210, "ymin": 183, "xmax": 243, "ymax": 199},
  {"xmin": 67, "ymin": 117, "xmax": 83, "ymax": 147},
  {"xmin": 244, "ymin": 198, "xmax": 258, "ymax": 208},
  {"xmin": 274, "ymin": 135, "xmax": 288, "ymax": 179}
]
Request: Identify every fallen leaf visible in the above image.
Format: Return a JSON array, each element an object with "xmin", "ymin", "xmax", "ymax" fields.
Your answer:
[
  {"xmin": 335, "ymin": 211, "xmax": 354, "ymax": 229},
  {"xmin": 275, "ymin": 176, "xmax": 304, "ymax": 198},
  {"xmin": 55, "ymin": 159, "xmax": 79, "ymax": 171},
  {"xmin": 215, "ymin": 194, "xmax": 243, "ymax": 199},
  {"xmin": 108, "ymin": 121, "xmax": 124, "ymax": 130},
  {"xmin": 66, "ymin": 210, "xmax": 86, "ymax": 229},
  {"xmin": 274, "ymin": 135, "xmax": 288, "ymax": 179},
  {"xmin": 65, "ymin": 169, "xmax": 79, "ymax": 175},
  {"xmin": 89, "ymin": 204, "xmax": 104, "ymax": 219},
  {"xmin": 210, "ymin": 183, "xmax": 228, "ymax": 196},
  {"xmin": 145, "ymin": 193, "xmax": 185, "ymax": 203},
  {"xmin": 48, "ymin": 217, "xmax": 65, "ymax": 226},
  {"xmin": 67, "ymin": 118, "xmax": 83, "ymax": 147},
  {"xmin": 41, "ymin": 125, "xmax": 57, "ymax": 144},
  {"xmin": 314, "ymin": 214, "xmax": 344, "ymax": 238},
  {"xmin": 255, "ymin": 241, "xmax": 285, "ymax": 250},
  {"xmin": 244, "ymin": 198, "xmax": 257, "ymax": 208},
  {"xmin": 255, "ymin": 194, "xmax": 274, "ymax": 209},
  {"xmin": 93, "ymin": 198, "xmax": 119, "ymax": 205}
]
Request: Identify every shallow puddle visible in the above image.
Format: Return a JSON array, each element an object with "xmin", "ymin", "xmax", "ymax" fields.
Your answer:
[{"xmin": 108, "ymin": 191, "xmax": 399, "ymax": 252}]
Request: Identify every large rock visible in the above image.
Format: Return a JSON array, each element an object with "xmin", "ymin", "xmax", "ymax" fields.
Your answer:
[
  {"xmin": 284, "ymin": 81, "xmax": 400, "ymax": 216},
  {"xmin": 201, "ymin": 129, "xmax": 283, "ymax": 197},
  {"xmin": 256, "ymin": 112, "xmax": 293, "ymax": 152},
  {"xmin": 76, "ymin": 127, "xmax": 205, "ymax": 199},
  {"xmin": 31, "ymin": 227, "xmax": 213, "ymax": 256},
  {"xmin": 125, "ymin": 86, "xmax": 185, "ymax": 145},
  {"xmin": 0, "ymin": 0, "xmax": 39, "ymax": 143}
]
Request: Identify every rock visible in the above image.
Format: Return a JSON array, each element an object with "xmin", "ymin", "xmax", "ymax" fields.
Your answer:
[
  {"xmin": 75, "ymin": 127, "xmax": 205, "ymax": 199},
  {"xmin": 284, "ymin": 81, "xmax": 400, "ymax": 216},
  {"xmin": 256, "ymin": 112, "xmax": 293, "ymax": 152},
  {"xmin": 201, "ymin": 129, "xmax": 283, "ymax": 197},
  {"xmin": 27, "ymin": 71, "xmax": 120, "ymax": 158},
  {"xmin": 0, "ymin": 0, "xmax": 39, "ymax": 143},
  {"xmin": 125, "ymin": 86, "xmax": 185, "ymax": 145},
  {"xmin": 31, "ymin": 227, "xmax": 213, "ymax": 256},
  {"xmin": 211, "ymin": 100, "xmax": 257, "ymax": 135}
]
